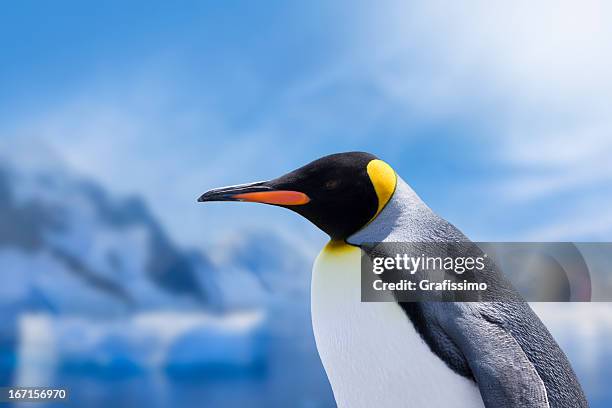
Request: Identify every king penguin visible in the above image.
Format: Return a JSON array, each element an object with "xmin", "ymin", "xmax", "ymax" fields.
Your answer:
[{"xmin": 198, "ymin": 152, "xmax": 588, "ymax": 408}]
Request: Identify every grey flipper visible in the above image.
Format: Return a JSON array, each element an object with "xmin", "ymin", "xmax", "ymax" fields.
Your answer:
[
  {"xmin": 348, "ymin": 177, "xmax": 589, "ymax": 408},
  {"xmin": 437, "ymin": 302, "xmax": 550, "ymax": 408}
]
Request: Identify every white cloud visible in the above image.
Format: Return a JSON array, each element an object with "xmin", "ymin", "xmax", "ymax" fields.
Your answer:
[
  {"xmin": 351, "ymin": 0, "xmax": 612, "ymax": 239},
  {"xmin": 358, "ymin": 1, "xmax": 612, "ymax": 108}
]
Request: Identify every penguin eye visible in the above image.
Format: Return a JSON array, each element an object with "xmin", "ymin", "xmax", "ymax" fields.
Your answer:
[{"xmin": 324, "ymin": 179, "xmax": 339, "ymax": 190}]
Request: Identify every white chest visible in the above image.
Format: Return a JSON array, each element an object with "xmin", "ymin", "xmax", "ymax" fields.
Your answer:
[{"xmin": 311, "ymin": 244, "xmax": 484, "ymax": 408}]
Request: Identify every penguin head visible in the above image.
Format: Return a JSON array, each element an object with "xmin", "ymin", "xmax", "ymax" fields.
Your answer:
[{"xmin": 198, "ymin": 152, "xmax": 397, "ymax": 241}]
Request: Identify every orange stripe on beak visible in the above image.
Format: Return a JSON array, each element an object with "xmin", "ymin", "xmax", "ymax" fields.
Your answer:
[{"xmin": 232, "ymin": 190, "xmax": 310, "ymax": 205}]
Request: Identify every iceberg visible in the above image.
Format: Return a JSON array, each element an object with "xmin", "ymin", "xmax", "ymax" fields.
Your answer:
[{"xmin": 15, "ymin": 311, "xmax": 268, "ymax": 383}]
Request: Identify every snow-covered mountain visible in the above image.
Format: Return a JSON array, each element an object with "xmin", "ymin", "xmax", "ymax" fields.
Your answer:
[
  {"xmin": 0, "ymin": 140, "xmax": 311, "ymax": 317},
  {"xmin": 0, "ymin": 150, "xmax": 210, "ymax": 316}
]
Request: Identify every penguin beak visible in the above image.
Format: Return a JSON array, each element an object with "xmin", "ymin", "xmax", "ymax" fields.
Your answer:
[{"xmin": 198, "ymin": 181, "xmax": 310, "ymax": 206}]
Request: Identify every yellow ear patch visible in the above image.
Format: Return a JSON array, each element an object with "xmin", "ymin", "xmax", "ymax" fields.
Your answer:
[{"xmin": 366, "ymin": 159, "xmax": 397, "ymax": 221}]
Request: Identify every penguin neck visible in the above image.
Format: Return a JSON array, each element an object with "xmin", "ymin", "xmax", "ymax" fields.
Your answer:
[
  {"xmin": 347, "ymin": 176, "xmax": 467, "ymax": 245},
  {"xmin": 323, "ymin": 239, "xmax": 356, "ymax": 253}
]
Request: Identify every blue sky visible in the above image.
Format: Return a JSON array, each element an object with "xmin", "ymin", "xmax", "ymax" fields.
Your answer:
[{"xmin": 1, "ymin": 1, "xmax": 612, "ymax": 250}]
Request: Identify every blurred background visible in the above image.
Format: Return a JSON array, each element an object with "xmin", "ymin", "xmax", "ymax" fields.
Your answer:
[{"xmin": 1, "ymin": 1, "xmax": 612, "ymax": 407}]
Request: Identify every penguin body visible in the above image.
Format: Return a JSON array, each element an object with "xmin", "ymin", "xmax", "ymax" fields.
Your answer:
[
  {"xmin": 198, "ymin": 152, "xmax": 588, "ymax": 408},
  {"xmin": 347, "ymin": 176, "xmax": 586, "ymax": 408}
]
